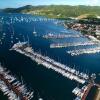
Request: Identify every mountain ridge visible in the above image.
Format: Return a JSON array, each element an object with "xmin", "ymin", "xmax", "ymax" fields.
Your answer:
[{"xmin": 1, "ymin": 5, "xmax": 100, "ymax": 18}]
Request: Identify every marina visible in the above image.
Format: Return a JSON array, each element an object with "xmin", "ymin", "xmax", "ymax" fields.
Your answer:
[
  {"xmin": 10, "ymin": 41, "xmax": 89, "ymax": 84},
  {"xmin": 72, "ymin": 85, "xmax": 88, "ymax": 100},
  {"xmin": 0, "ymin": 13, "xmax": 100, "ymax": 100},
  {"xmin": 43, "ymin": 33, "xmax": 82, "ymax": 39},
  {"xmin": 72, "ymin": 83, "xmax": 94, "ymax": 100},
  {"xmin": 0, "ymin": 64, "xmax": 33, "ymax": 100},
  {"xmin": 67, "ymin": 46, "xmax": 100, "ymax": 56},
  {"xmin": 50, "ymin": 41, "xmax": 98, "ymax": 48}
]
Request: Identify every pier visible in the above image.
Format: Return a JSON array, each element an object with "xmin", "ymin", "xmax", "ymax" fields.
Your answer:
[
  {"xmin": 50, "ymin": 41, "xmax": 98, "ymax": 48},
  {"xmin": 81, "ymin": 83, "xmax": 93, "ymax": 100},
  {"xmin": 43, "ymin": 33, "xmax": 82, "ymax": 39},
  {"xmin": 72, "ymin": 77, "xmax": 100, "ymax": 100},
  {"xmin": 72, "ymin": 83, "xmax": 93, "ymax": 100},
  {"xmin": 67, "ymin": 46, "xmax": 100, "ymax": 56},
  {"xmin": 0, "ymin": 65, "xmax": 33, "ymax": 100},
  {"xmin": 10, "ymin": 42, "xmax": 90, "ymax": 84}
]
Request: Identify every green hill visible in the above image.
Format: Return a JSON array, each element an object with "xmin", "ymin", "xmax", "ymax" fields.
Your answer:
[{"xmin": 2, "ymin": 5, "xmax": 100, "ymax": 19}]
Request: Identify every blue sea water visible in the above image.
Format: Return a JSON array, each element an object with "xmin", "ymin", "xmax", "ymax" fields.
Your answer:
[{"xmin": 0, "ymin": 12, "xmax": 100, "ymax": 100}]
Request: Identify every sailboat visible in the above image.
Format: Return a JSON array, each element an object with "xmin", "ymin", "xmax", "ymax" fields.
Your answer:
[
  {"xmin": 96, "ymin": 26, "xmax": 100, "ymax": 36},
  {"xmin": 39, "ymin": 98, "xmax": 43, "ymax": 100},
  {"xmin": 33, "ymin": 27, "xmax": 37, "ymax": 36}
]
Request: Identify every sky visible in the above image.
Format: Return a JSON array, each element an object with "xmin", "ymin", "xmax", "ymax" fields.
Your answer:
[{"xmin": 0, "ymin": 0, "xmax": 100, "ymax": 9}]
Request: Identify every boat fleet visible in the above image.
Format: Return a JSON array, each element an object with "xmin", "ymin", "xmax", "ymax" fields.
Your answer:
[
  {"xmin": 50, "ymin": 41, "xmax": 98, "ymax": 48},
  {"xmin": 73, "ymin": 83, "xmax": 94, "ymax": 100},
  {"xmin": 44, "ymin": 31, "xmax": 100, "ymax": 56},
  {"xmin": 10, "ymin": 41, "xmax": 90, "ymax": 84},
  {"xmin": 0, "ymin": 64, "xmax": 33, "ymax": 100},
  {"xmin": 0, "ymin": 15, "xmax": 61, "ymax": 24},
  {"xmin": 0, "ymin": 25, "xmax": 23, "ymax": 47},
  {"xmin": 0, "ymin": 14, "xmax": 63, "ymax": 47},
  {"xmin": 43, "ymin": 33, "xmax": 82, "ymax": 39},
  {"xmin": 72, "ymin": 85, "xmax": 89, "ymax": 100},
  {"xmin": 45, "ymin": 31, "xmax": 100, "ymax": 56},
  {"xmin": 0, "ymin": 32, "xmax": 6, "ymax": 45},
  {"xmin": 67, "ymin": 46, "xmax": 100, "ymax": 56},
  {"xmin": 0, "ymin": 14, "xmax": 98, "ymax": 100}
]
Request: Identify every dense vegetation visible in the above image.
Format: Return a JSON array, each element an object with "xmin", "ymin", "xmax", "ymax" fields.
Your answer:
[{"xmin": 2, "ymin": 5, "xmax": 100, "ymax": 19}]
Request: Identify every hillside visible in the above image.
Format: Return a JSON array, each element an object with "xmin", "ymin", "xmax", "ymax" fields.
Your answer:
[{"xmin": 2, "ymin": 5, "xmax": 100, "ymax": 19}]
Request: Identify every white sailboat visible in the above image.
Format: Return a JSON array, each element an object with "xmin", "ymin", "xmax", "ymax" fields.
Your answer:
[
  {"xmin": 33, "ymin": 27, "xmax": 37, "ymax": 35},
  {"xmin": 96, "ymin": 26, "xmax": 100, "ymax": 36}
]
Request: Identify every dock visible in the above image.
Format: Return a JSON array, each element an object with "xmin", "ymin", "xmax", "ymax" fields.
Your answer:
[
  {"xmin": 43, "ymin": 33, "xmax": 82, "ymax": 39},
  {"xmin": 50, "ymin": 41, "xmax": 98, "ymax": 48},
  {"xmin": 0, "ymin": 65, "xmax": 33, "ymax": 100},
  {"xmin": 72, "ymin": 83, "xmax": 93, "ymax": 100},
  {"xmin": 10, "ymin": 42, "xmax": 90, "ymax": 84},
  {"xmin": 67, "ymin": 46, "xmax": 100, "ymax": 56}
]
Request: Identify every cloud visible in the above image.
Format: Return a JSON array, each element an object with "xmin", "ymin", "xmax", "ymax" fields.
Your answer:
[{"xmin": 88, "ymin": 0, "xmax": 99, "ymax": 6}]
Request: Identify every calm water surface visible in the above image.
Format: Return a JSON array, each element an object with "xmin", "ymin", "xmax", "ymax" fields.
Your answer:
[{"xmin": 0, "ymin": 13, "xmax": 100, "ymax": 100}]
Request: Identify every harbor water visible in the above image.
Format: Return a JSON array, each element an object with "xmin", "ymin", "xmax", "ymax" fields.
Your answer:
[{"xmin": 0, "ymin": 12, "xmax": 100, "ymax": 100}]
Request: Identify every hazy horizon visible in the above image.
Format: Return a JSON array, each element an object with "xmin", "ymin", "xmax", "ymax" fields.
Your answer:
[{"xmin": 0, "ymin": 0, "xmax": 100, "ymax": 9}]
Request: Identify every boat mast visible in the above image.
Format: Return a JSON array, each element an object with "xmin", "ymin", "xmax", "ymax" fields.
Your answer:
[
  {"xmin": 27, "ymin": 35, "xmax": 30, "ymax": 46},
  {"xmin": 23, "ymin": 35, "xmax": 25, "ymax": 42},
  {"xmin": 21, "ymin": 76, "xmax": 24, "ymax": 85}
]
